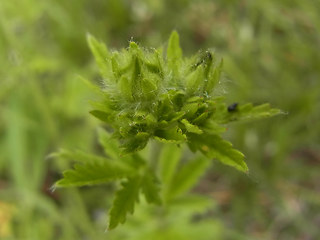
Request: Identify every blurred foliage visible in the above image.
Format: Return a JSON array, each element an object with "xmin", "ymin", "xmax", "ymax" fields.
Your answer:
[{"xmin": 0, "ymin": 0, "xmax": 319, "ymax": 239}]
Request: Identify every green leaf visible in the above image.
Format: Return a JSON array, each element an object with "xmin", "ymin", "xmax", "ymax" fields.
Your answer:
[
  {"xmin": 216, "ymin": 103, "xmax": 282, "ymax": 124},
  {"xmin": 53, "ymin": 149, "xmax": 107, "ymax": 163},
  {"xmin": 141, "ymin": 77, "xmax": 158, "ymax": 101},
  {"xmin": 168, "ymin": 111, "xmax": 186, "ymax": 122},
  {"xmin": 120, "ymin": 132, "xmax": 150, "ymax": 155},
  {"xmin": 167, "ymin": 31, "xmax": 182, "ymax": 80},
  {"xmin": 141, "ymin": 170, "xmax": 162, "ymax": 205},
  {"xmin": 201, "ymin": 120, "xmax": 227, "ymax": 134},
  {"xmin": 132, "ymin": 54, "xmax": 142, "ymax": 83},
  {"xmin": 167, "ymin": 31, "xmax": 182, "ymax": 60},
  {"xmin": 78, "ymin": 76, "xmax": 104, "ymax": 96},
  {"xmin": 182, "ymin": 102, "xmax": 200, "ymax": 119},
  {"xmin": 167, "ymin": 156, "xmax": 211, "ymax": 200},
  {"xmin": 186, "ymin": 66, "xmax": 204, "ymax": 95},
  {"xmin": 108, "ymin": 177, "xmax": 141, "ymax": 229},
  {"xmin": 154, "ymin": 126, "xmax": 187, "ymax": 143},
  {"xmin": 192, "ymin": 111, "xmax": 209, "ymax": 125},
  {"xmin": 205, "ymin": 59, "xmax": 223, "ymax": 93},
  {"xmin": 181, "ymin": 119, "xmax": 203, "ymax": 134},
  {"xmin": 237, "ymin": 103, "xmax": 282, "ymax": 120},
  {"xmin": 111, "ymin": 53, "xmax": 120, "ymax": 78},
  {"xmin": 145, "ymin": 59, "xmax": 162, "ymax": 75},
  {"xmin": 55, "ymin": 160, "xmax": 133, "ymax": 187},
  {"xmin": 89, "ymin": 110, "xmax": 110, "ymax": 123},
  {"xmin": 89, "ymin": 100, "xmax": 112, "ymax": 113},
  {"xmin": 118, "ymin": 75, "xmax": 134, "ymax": 101},
  {"xmin": 98, "ymin": 129, "xmax": 147, "ymax": 168},
  {"xmin": 87, "ymin": 33, "xmax": 111, "ymax": 79},
  {"xmin": 190, "ymin": 133, "xmax": 248, "ymax": 172}
]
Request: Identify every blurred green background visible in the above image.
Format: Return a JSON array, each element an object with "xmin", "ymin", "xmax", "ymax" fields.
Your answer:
[{"xmin": 1, "ymin": 0, "xmax": 319, "ymax": 239}]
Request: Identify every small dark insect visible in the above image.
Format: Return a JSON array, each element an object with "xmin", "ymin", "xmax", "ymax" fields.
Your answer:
[{"xmin": 227, "ymin": 103, "xmax": 238, "ymax": 112}]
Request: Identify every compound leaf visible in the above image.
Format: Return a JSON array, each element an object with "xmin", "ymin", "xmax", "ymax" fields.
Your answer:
[
  {"xmin": 108, "ymin": 177, "xmax": 141, "ymax": 229},
  {"xmin": 237, "ymin": 103, "xmax": 282, "ymax": 120},
  {"xmin": 87, "ymin": 33, "xmax": 111, "ymax": 79},
  {"xmin": 216, "ymin": 103, "xmax": 282, "ymax": 124},
  {"xmin": 52, "ymin": 149, "xmax": 107, "ymax": 163},
  {"xmin": 55, "ymin": 160, "xmax": 133, "ymax": 187},
  {"xmin": 190, "ymin": 133, "xmax": 248, "ymax": 173}
]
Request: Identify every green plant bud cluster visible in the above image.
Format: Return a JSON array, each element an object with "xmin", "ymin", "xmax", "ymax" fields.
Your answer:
[
  {"xmin": 54, "ymin": 32, "xmax": 281, "ymax": 230},
  {"xmin": 87, "ymin": 31, "xmax": 280, "ymax": 172}
]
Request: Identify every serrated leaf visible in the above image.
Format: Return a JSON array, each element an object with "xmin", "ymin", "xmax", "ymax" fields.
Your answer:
[
  {"xmin": 238, "ymin": 103, "xmax": 282, "ymax": 120},
  {"xmin": 154, "ymin": 127, "xmax": 187, "ymax": 143},
  {"xmin": 55, "ymin": 160, "xmax": 133, "ymax": 187},
  {"xmin": 108, "ymin": 177, "xmax": 141, "ymax": 229},
  {"xmin": 216, "ymin": 103, "xmax": 282, "ymax": 124},
  {"xmin": 190, "ymin": 133, "xmax": 248, "ymax": 172},
  {"xmin": 181, "ymin": 119, "xmax": 203, "ymax": 134},
  {"xmin": 167, "ymin": 156, "xmax": 211, "ymax": 200},
  {"xmin": 141, "ymin": 170, "xmax": 162, "ymax": 205},
  {"xmin": 87, "ymin": 33, "xmax": 110, "ymax": 79},
  {"xmin": 201, "ymin": 120, "xmax": 226, "ymax": 134}
]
